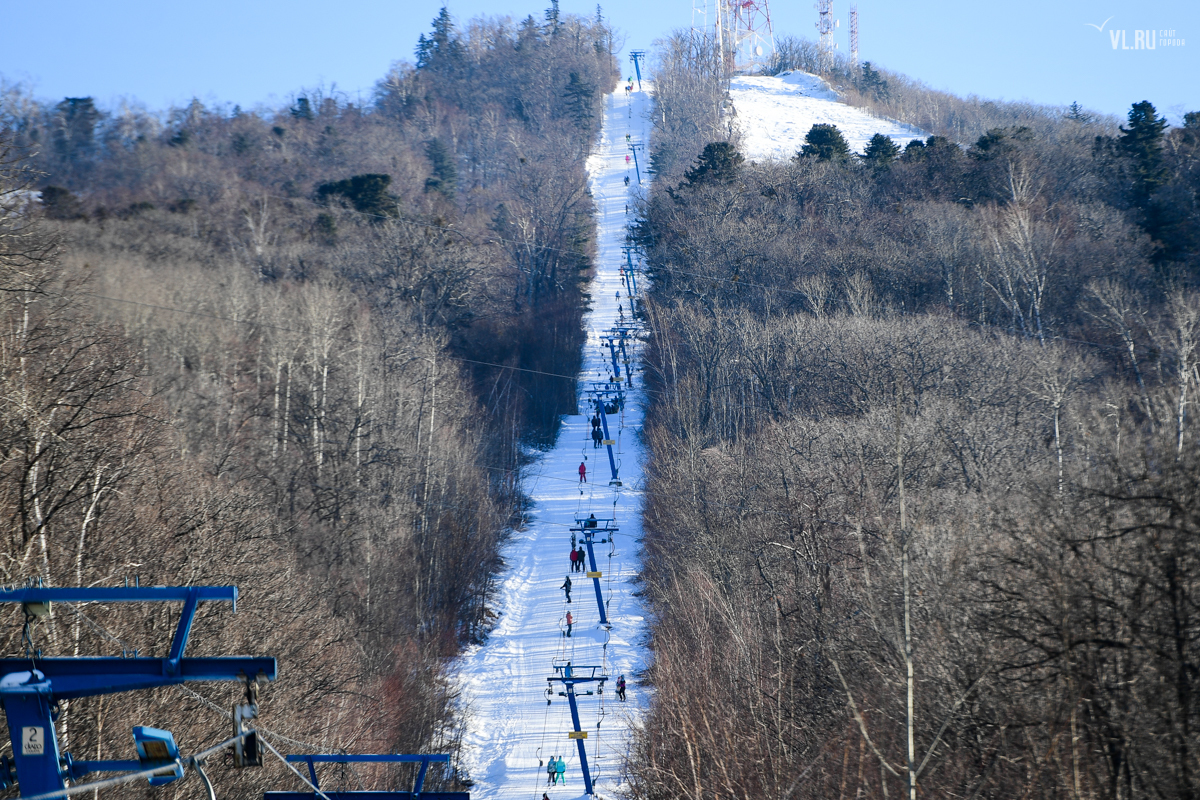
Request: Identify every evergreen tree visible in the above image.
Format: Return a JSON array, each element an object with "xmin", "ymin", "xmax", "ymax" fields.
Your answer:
[
  {"xmin": 902, "ymin": 138, "xmax": 926, "ymax": 161},
  {"xmin": 798, "ymin": 124, "xmax": 850, "ymax": 161},
  {"xmin": 563, "ymin": 72, "xmax": 595, "ymax": 130},
  {"xmin": 1119, "ymin": 100, "xmax": 1169, "ymax": 205},
  {"xmin": 424, "ymin": 138, "xmax": 458, "ymax": 199},
  {"xmin": 1065, "ymin": 101, "xmax": 1092, "ymax": 123},
  {"xmin": 291, "ymin": 97, "xmax": 314, "ymax": 121},
  {"xmin": 683, "ymin": 142, "xmax": 744, "ymax": 186},
  {"xmin": 316, "ymin": 174, "xmax": 396, "ymax": 218},
  {"xmin": 862, "ymin": 133, "xmax": 900, "ymax": 168},
  {"xmin": 544, "ymin": 0, "xmax": 560, "ymax": 35},
  {"xmin": 52, "ymin": 97, "xmax": 100, "ymax": 161},
  {"xmin": 857, "ymin": 62, "xmax": 890, "ymax": 102},
  {"xmin": 416, "ymin": 7, "xmax": 462, "ymax": 70}
]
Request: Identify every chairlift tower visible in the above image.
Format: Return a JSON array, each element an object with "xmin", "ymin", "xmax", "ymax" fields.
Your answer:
[
  {"xmin": 585, "ymin": 386, "xmax": 623, "ymax": 485},
  {"xmin": 545, "ymin": 664, "xmax": 608, "ymax": 796},
  {"xmin": 571, "ymin": 516, "xmax": 616, "ymax": 626},
  {"xmin": 0, "ymin": 584, "xmax": 276, "ymax": 798}
]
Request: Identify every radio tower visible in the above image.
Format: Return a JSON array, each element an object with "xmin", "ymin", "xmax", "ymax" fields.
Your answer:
[
  {"xmin": 815, "ymin": 0, "xmax": 838, "ymax": 72},
  {"xmin": 849, "ymin": 4, "xmax": 859, "ymax": 66},
  {"xmin": 726, "ymin": 0, "xmax": 775, "ymax": 71}
]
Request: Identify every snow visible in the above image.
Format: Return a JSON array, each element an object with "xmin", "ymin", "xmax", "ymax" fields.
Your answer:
[
  {"xmin": 454, "ymin": 85, "xmax": 654, "ymax": 800},
  {"xmin": 730, "ymin": 70, "xmax": 927, "ymax": 160}
]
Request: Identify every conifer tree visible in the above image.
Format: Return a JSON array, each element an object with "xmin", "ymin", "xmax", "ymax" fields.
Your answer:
[
  {"xmin": 798, "ymin": 124, "xmax": 850, "ymax": 162},
  {"xmin": 683, "ymin": 142, "xmax": 744, "ymax": 186},
  {"xmin": 424, "ymin": 138, "xmax": 457, "ymax": 199},
  {"xmin": 1119, "ymin": 100, "xmax": 1169, "ymax": 205},
  {"xmin": 862, "ymin": 133, "xmax": 900, "ymax": 168}
]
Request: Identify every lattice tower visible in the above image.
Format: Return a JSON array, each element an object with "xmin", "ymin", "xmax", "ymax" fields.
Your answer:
[
  {"xmin": 849, "ymin": 4, "xmax": 859, "ymax": 66},
  {"xmin": 726, "ymin": 0, "xmax": 775, "ymax": 71}
]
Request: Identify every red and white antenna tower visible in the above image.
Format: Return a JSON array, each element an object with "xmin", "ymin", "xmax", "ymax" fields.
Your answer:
[
  {"xmin": 692, "ymin": 0, "xmax": 708, "ymax": 37},
  {"xmin": 849, "ymin": 4, "xmax": 859, "ymax": 66},
  {"xmin": 718, "ymin": 0, "xmax": 775, "ymax": 71},
  {"xmin": 815, "ymin": 0, "xmax": 838, "ymax": 71}
]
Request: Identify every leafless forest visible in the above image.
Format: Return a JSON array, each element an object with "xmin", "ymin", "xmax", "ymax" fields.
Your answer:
[
  {"xmin": 628, "ymin": 37, "xmax": 1200, "ymax": 800},
  {"xmin": 0, "ymin": 5, "xmax": 615, "ymax": 796}
]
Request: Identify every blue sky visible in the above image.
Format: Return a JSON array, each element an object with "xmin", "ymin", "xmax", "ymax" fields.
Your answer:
[{"xmin": 1, "ymin": 0, "xmax": 1196, "ymax": 123}]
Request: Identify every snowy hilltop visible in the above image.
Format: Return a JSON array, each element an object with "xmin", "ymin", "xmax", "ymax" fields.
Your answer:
[{"xmin": 730, "ymin": 70, "xmax": 926, "ymax": 160}]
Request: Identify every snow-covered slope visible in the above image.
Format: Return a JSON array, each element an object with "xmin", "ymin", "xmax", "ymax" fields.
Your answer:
[
  {"xmin": 731, "ymin": 70, "xmax": 926, "ymax": 160},
  {"xmin": 454, "ymin": 85, "xmax": 653, "ymax": 800}
]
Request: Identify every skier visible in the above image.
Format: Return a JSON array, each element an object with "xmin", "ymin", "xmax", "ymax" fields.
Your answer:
[
  {"xmin": 576, "ymin": 546, "xmax": 586, "ymax": 571},
  {"xmin": 592, "ymin": 427, "xmax": 602, "ymax": 448},
  {"xmin": 579, "ymin": 461, "xmax": 587, "ymax": 483},
  {"xmin": 556, "ymin": 756, "xmax": 566, "ymax": 784},
  {"xmin": 571, "ymin": 531, "xmax": 577, "ymax": 549},
  {"xmin": 617, "ymin": 674, "xmax": 627, "ymax": 701},
  {"xmin": 548, "ymin": 757, "xmax": 557, "ymax": 785},
  {"xmin": 565, "ymin": 611, "xmax": 573, "ymax": 637},
  {"xmin": 587, "ymin": 513, "xmax": 597, "ymax": 528},
  {"xmin": 561, "ymin": 575, "xmax": 572, "ymax": 603},
  {"xmin": 569, "ymin": 547, "xmax": 579, "ymax": 572},
  {"xmin": 624, "ymin": 175, "xmax": 630, "ymax": 187}
]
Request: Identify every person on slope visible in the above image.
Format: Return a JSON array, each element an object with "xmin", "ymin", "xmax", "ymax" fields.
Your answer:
[
  {"xmin": 576, "ymin": 546, "xmax": 586, "ymax": 572},
  {"xmin": 592, "ymin": 427, "xmax": 602, "ymax": 448},
  {"xmin": 617, "ymin": 674, "xmax": 627, "ymax": 701},
  {"xmin": 569, "ymin": 547, "xmax": 579, "ymax": 573},
  {"xmin": 561, "ymin": 575, "xmax": 572, "ymax": 603},
  {"xmin": 578, "ymin": 461, "xmax": 587, "ymax": 483},
  {"xmin": 565, "ymin": 611, "xmax": 574, "ymax": 637},
  {"xmin": 547, "ymin": 757, "xmax": 556, "ymax": 785},
  {"xmin": 556, "ymin": 756, "xmax": 566, "ymax": 784}
]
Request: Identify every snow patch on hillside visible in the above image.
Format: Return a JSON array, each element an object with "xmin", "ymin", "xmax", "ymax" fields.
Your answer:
[{"xmin": 731, "ymin": 70, "xmax": 926, "ymax": 161}]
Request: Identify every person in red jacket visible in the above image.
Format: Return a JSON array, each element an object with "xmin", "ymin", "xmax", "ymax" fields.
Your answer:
[
  {"xmin": 565, "ymin": 611, "xmax": 573, "ymax": 637},
  {"xmin": 569, "ymin": 548, "xmax": 579, "ymax": 572},
  {"xmin": 578, "ymin": 461, "xmax": 587, "ymax": 483}
]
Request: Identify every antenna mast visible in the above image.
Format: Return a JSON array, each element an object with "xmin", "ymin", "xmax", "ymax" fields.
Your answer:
[
  {"xmin": 727, "ymin": 0, "xmax": 775, "ymax": 71},
  {"xmin": 815, "ymin": 0, "xmax": 838, "ymax": 72},
  {"xmin": 849, "ymin": 4, "xmax": 859, "ymax": 66}
]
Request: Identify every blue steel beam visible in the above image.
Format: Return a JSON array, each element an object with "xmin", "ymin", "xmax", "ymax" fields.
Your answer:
[
  {"xmin": 0, "ymin": 658, "xmax": 277, "ymax": 699},
  {"xmin": 546, "ymin": 665, "xmax": 608, "ymax": 796},
  {"xmin": 595, "ymin": 399, "xmax": 619, "ymax": 485},
  {"xmin": 581, "ymin": 531, "xmax": 609, "ymax": 626}
]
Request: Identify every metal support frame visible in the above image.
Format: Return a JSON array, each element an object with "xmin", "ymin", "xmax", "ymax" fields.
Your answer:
[
  {"xmin": 546, "ymin": 664, "xmax": 608, "ymax": 796},
  {"xmin": 0, "ymin": 585, "xmax": 276, "ymax": 798},
  {"xmin": 571, "ymin": 517, "xmax": 617, "ymax": 627},
  {"xmin": 265, "ymin": 754, "xmax": 466, "ymax": 800},
  {"xmin": 628, "ymin": 142, "xmax": 643, "ymax": 185},
  {"xmin": 586, "ymin": 391, "xmax": 621, "ymax": 486},
  {"xmin": 628, "ymin": 51, "xmax": 646, "ymax": 90}
]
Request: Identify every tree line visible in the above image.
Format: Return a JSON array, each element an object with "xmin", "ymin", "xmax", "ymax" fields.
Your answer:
[
  {"xmin": 0, "ymin": 4, "xmax": 615, "ymax": 796},
  {"xmin": 627, "ymin": 34, "xmax": 1200, "ymax": 800}
]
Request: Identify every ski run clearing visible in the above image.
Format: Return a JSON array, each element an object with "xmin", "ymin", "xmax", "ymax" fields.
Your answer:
[
  {"xmin": 456, "ymin": 67, "xmax": 915, "ymax": 800},
  {"xmin": 455, "ymin": 85, "xmax": 653, "ymax": 800},
  {"xmin": 731, "ymin": 70, "xmax": 927, "ymax": 160}
]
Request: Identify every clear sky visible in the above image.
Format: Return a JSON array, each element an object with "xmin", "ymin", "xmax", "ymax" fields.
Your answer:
[{"xmin": 0, "ymin": 0, "xmax": 1196, "ymax": 123}]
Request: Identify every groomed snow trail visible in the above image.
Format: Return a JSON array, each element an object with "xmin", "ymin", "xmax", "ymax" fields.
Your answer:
[
  {"xmin": 456, "ymin": 84, "xmax": 654, "ymax": 800},
  {"xmin": 731, "ymin": 70, "xmax": 926, "ymax": 160}
]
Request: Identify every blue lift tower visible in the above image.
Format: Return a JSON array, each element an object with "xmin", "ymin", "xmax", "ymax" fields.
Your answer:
[
  {"xmin": 586, "ymin": 385, "xmax": 623, "ymax": 486},
  {"xmin": 265, "ymin": 753, "xmax": 468, "ymax": 799},
  {"xmin": 546, "ymin": 663, "xmax": 608, "ymax": 796},
  {"xmin": 0, "ymin": 584, "xmax": 276, "ymax": 798},
  {"xmin": 571, "ymin": 515, "xmax": 617, "ymax": 627}
]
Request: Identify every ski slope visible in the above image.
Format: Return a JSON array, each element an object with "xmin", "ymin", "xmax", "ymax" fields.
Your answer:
[
  {"xmin": 455, "ymin": 84, "xmax": 654, "ymax": 800},
  {"xmin": 730, "ymin": 70, "xmax": 926, "ymax": 160}
]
